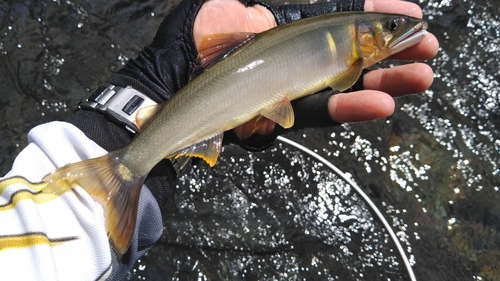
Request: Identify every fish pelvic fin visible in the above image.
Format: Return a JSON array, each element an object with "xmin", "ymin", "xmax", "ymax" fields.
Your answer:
[
  {"xmin": 259, "ymin": 98, "xmax": 295, "ymax": 129},
  {"xmin": 42, "ymin": 150, "xmax": 147, "ymax": 257}
]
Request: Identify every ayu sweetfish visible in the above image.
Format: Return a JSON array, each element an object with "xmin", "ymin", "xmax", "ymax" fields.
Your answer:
[{"xmin": 4, "ymin": 12, "xmax": 428, "ymax": 255}]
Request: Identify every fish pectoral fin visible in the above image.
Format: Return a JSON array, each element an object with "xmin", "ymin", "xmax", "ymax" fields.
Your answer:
[
  {"xmin": 174, "ymin": 132, "xmax": 224, "ymax": 167},
  {"xmin": 197, "ymin": 32, "xmax": 257, "ymax": 71},
  {"xmin": 135, "ymin": 104, "xmax": 162, "ymax": 130},
  {"xmin": 327, "ymin": 59, "xmax": 364, "ymax": 92},
  {"xmin": 42, "ymin": 150, "xmax": 146, "ymax": 258},
  {"xmin": 259, "ymin": 98, "xmax": 295, "ymax": 129}
]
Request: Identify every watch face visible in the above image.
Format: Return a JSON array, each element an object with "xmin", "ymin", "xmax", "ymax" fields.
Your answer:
[{"xmin": 121, "ymin": 95, "xmax": 146, "ymax": 116}]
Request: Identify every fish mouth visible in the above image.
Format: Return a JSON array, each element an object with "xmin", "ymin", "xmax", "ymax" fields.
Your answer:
[{"xmin": 389, "ymin": 20, "xmax": 428, "ymax": 52}]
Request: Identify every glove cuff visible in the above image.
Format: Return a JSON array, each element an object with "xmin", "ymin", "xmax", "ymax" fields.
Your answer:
[{"xmin": 67, "ymin": 109, "xmax": 133, "ymax": 152}]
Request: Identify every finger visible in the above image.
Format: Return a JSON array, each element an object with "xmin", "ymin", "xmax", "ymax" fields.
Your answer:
[
  {"xmin": 364, "ymin": 63, "xmax": 434, "ymax": 96},
  {"xmin": 328, "ymin": 91, "xmax": 395, "ymax": 123},
  {"xmin": 364, "ymin": 0, "xmax": 423, "ymax": 18},
  {"xmin": 389, "ymin": 33, "xmax": 439, "ymax": 61}
]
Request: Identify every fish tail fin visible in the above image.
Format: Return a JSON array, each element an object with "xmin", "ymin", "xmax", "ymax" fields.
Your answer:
[{"xmin": 42, "ymin": 150, "xmax": 147, "ymax": 256}]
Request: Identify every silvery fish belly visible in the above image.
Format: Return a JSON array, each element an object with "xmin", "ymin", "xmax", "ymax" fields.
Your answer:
[{"xmin": 9, "ymin": 12, "xmax": 427, "ymax": 256}]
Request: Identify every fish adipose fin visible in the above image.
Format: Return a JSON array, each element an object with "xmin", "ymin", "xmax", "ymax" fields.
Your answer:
[
  {"xmin": 135, "ymin": 104, "xmax": 162, "ymax": 130},
  {"xmin": 42, "ymin": 150, "xmax": 147, "ymax": 257},
  {"xmin": 258, "ymin": 98, "xmax": 295, "ymax": 129},
  {"xmin": 327, "ymin": 59, "xmax": 364, "ymax": 92},
  {"xmin": 174, "ymin": 132, "xmax": 223, "ymax": 167},
  {"xmin": 196, "ymin": 32, "xmax": 257, "ymax": 72}
]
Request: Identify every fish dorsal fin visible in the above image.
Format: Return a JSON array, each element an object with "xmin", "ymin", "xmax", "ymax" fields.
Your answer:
[
  {"xmin": 327, "ymin": 59, "xmax": 364, "ymax": 92},
  {"xmin": 259, "ymin": 97, "xmax": 295, "ymax": 129},
  {"xmin": 173, "ymin": 132, "xmax": 224, "ymax": 167},
  {"xmin": 135, "ymin": 104, "xmax": 162, "ymax": 130},
  {"xmin": 198, "ymin": 32, "xmax": 257, "ymax": 70}
]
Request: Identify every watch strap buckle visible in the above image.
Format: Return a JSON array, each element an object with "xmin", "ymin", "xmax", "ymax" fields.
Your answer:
[{"xmin": 79, "ymin": 83, "xmax": 157, "ymax": 133}]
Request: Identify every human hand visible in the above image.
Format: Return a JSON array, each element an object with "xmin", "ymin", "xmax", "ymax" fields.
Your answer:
[
  {"xmin": 334, "ymin": 0, "xmax": 439, "ymax": 122},
  {"xmin": 193, "ymin": 0, "xmax": 439, "ymax": 140}
]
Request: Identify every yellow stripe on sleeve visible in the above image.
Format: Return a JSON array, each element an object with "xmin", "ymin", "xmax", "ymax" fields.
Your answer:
[
  {"xmin": 0, "ymin": 176, "xmax": 72, "ymax": 211},
  {"xmin": 0, "ymin": 232, "xmax": 79, "ymax": 251}
]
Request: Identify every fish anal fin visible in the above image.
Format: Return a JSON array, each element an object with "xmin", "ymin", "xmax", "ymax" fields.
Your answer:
[
  {"xmin": 327, "ymin": 59, "xmax": 364, "ymax": 92},
  {"xmin": 174, "ymin": 132, "xmax": 224, "ymax": 167},
  {"xmin": 260, "ymin": 98, "xmax": 295, "ymax": 129},
  {"xmin": 42, "ymin": 150, "xmax": 147, "ymax": 257},
  {"xmin": 135, "ymin": 104, "xmax": 161, "ymax": 130},
  {"xmin": 197, "ymin": 32, "xmax": 256, "ymax": 70}
]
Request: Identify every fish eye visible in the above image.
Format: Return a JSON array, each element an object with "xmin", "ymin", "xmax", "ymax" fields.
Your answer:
[{"xmin": 387, "ymin": 18, "xmax": 399, "ymax": 31}]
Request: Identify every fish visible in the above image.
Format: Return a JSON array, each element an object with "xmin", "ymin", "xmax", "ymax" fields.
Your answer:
[{"xmin": 11, "ymin": 12, "xmax": 428, "ymax": 256}]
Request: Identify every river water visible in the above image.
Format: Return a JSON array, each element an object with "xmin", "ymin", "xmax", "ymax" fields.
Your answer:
[{"xmin": 1, "ymin": 0, "xmax": 499, "ymax": 280}]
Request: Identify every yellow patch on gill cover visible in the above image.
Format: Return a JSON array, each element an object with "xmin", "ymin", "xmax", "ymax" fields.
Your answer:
[
  {"xmin": 349, "ymin": 23, "xmax": 360, "ymax": 62},
  {"xmin": 0, "ymin": 232, "xmax": 79, "ymax": 251},
  {"xmin": 0, "ymin": 177, "xmax": 67, "ymax": 211},
  {"xmin": 357, "ymin": 21, "xmax": 382, "ymax": 64}
]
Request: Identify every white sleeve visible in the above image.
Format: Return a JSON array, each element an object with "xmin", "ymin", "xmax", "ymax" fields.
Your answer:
[{"xmin": 0, "ymin": 121, "xmax": 162, "ymax": 281}]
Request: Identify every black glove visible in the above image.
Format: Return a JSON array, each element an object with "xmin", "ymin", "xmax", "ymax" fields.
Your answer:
[
  {"xmin": 251, "ymin": 0, "xmax": 364, "ymax": 25},
  {"xmin": 68, "ymin": 0, "xmax": 368, "ymax": 205}
]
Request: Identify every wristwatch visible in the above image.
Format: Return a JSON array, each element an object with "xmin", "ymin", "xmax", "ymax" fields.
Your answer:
[
  {"xmin": 78, "ymin": 83, "xmax": 191, "ymax": 178},
  {"xmin": 78, "ymin": 83, "xmax": 156, "ymax": 133}
]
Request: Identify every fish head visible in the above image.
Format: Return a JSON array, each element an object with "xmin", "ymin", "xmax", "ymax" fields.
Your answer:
[{"xmin": 356, "ymin": 13, "xmax": 428, "ymax": 68}]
